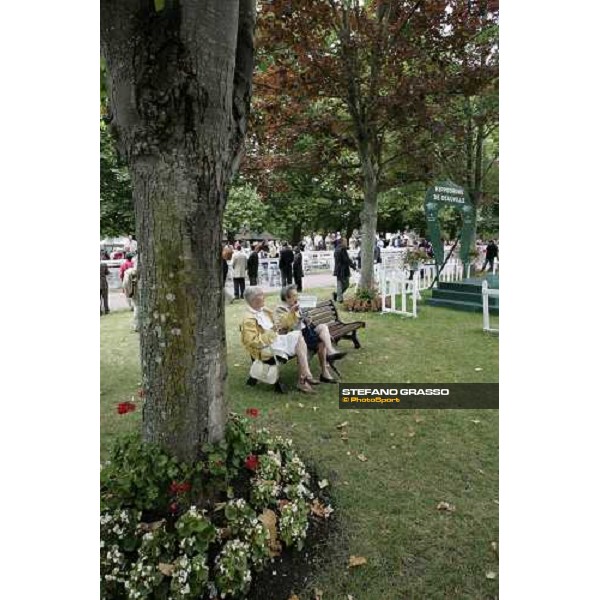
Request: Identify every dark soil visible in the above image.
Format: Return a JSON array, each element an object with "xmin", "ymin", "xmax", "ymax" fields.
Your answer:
[{"xmin": 246, "ymin": 465, "xmax": 341, "ymax": 600}]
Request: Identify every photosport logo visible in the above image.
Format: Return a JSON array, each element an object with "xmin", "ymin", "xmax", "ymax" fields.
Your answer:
[{"xmin": 338, "ymin": 384, "xmax": 499, "ymax": 409}]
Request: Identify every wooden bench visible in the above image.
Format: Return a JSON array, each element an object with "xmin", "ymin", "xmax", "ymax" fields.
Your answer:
[
  {"xmin": 244, "ymin": 300, "xmax": 366, "ymax": 392},
  {"xmin": 304, "ymin": 300, "xmax": 366, "ymax": 349}
]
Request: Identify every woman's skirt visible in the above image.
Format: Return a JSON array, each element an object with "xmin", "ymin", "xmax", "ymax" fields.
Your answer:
[{"xmin": 270, "ymin": 330, "xmax": 302, "ymax": 359}]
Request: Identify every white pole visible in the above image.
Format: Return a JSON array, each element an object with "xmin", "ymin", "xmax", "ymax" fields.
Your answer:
[
  {"xmin": 413, "ymin": 273, "xmax": 419, "ymax": 317},
  {"xmin": 401, "ymin": 274, "xmax": 406, "ymax": 313},
  {"xmin": 482, "ymin": 281, "xmax": 490, "ymax": 331}
]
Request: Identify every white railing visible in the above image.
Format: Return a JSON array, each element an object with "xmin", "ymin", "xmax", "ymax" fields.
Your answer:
[
  {"xmin": 414, "ymin": 258, "xmax": 467, "ymax": 289},
  {"xmin": 482, "ymin": 281, "xmax": 499, "ymax": 334},
  {"xmin": 418, "ymin": 264, "xmax": 435, "ymax": 289},
  {"xmin": 379, "ymin": 268, "xmax": 420, "ymax": 318},
  {"xmin": 438, "ymin": 259, "xmax": 465, "ymax": 283},
  {"xmin": 257, "ymin": 259, "xmax": 281, "ymax": 287},
  {"xmin": 303, "ymin": 248, "xmax": 406, "ymax": 273},
  {"xmin": 302, "ymin": 251, "xmax": 334, "ymax": 273}
]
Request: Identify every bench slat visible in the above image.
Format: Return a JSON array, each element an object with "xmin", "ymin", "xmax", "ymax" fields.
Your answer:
[
  {"xmin": 330, "ymin": 323, "xmax": 364, "ymax": 337},
  {"xmin": 305, "ymin": 299, "xmax": 365, "ymax": 344},
  {"xmin": 310, "ymin": 315, "xmax": 336, "ymax": 325},
  {"xmin": 308, "ymin": 307, "xmax": 336, "ymax": 318}
]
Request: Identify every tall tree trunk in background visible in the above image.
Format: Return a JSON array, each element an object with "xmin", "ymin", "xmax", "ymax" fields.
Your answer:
[
  {"xmin": 357, "ymin": 141, "xmax": 379, "ymax": 289},
  {"xmin": 101, "ymin": 0, "xmax": 256, "ymax": 462},
  {"xmin": 472, "ymin": 122, "xmax": 485, "ymax": 207},
  {"xmin": 464, "ymin": 97, "xmax": 485, "ymax": 241},
  {"xmin": 290, "ymin": 222, "xmax": 302, "ymax": 247}
]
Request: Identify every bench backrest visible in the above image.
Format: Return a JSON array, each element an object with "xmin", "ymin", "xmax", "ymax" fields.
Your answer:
[{"xmin": 306, "ymin": 300, "xmax": 339, "ymax": 327}]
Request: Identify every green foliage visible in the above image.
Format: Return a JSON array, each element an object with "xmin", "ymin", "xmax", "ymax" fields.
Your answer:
[
  {"xmin": 278, "ymin": 500, "xmax": 309, "ymax": 550},
  {"xmin": 225, "ymin": 413, "xmax": 254, "ymax": 470},
  {"xmin": 253, "ymin": 0, "xmax": 499, "ymax": 256},
  {"xmin": 354, "ymin": 286, "xmax": 379, "ymax": 302},
  {"xmin": 377, "ymin": 184, "xmax": 428, "ymax": 234},
  {"xmin": 214, "ymin": 540, "xmax": 252, "ymax": 597},
  {"xmin": 175, "ymin": 508, "xmax": 217, "ymax": 555},
  {"xmin": 100, "ymin": 433, "xmax": 185, "ymax": 513},
  {"xmin": 100, "ymin": 121, "xmax": 135, "ymax": 238},
  {"xmin": 100, "ymin": 414, "xmax": 323, "ymax": 599},
  {"xmin": 223, "ymin": 182, "xmax": 266, "ymax": 239}
]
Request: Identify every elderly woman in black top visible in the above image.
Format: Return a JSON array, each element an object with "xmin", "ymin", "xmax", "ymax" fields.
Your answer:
[{"xmin": 274, "ymin": 285, "xmax": 346, "ymax": 383}]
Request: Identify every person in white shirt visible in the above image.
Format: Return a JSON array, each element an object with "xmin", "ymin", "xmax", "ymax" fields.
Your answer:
[{"xmin": 231, "ymin": 247, "xmax": 248, "ymax": 300}]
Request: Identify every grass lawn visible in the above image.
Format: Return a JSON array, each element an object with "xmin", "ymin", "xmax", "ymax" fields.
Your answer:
[{"xmin": 101, "ymin": 287, "xmax": 499, "ymax": 600}]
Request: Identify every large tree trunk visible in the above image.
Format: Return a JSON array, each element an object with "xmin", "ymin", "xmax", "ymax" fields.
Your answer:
[
  {"xmin": 290, "ymin": 222, "xmax": 302, "ymax": 247},
  {"xmin": 472, "ymin": 122, "xmax": 484, "ymax": 207},
  {"xmin": 101, "ymin": 0, "xmax": 256, "ymax": 462},
  {"xmin": 357, "ymin": 143, "xmax": 379, "ymax": 290}
]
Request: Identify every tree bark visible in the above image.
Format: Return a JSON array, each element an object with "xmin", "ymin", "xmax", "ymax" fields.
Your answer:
[
  {"xmin": 101, "ymin": 0, "xmax": 256, "ymax": 462},
  {"xmin": 290, "ymin": 222, "xmax": 302, "ymax": 247},
  {"xmin": 472, "ymin": 122, "xmax": 484, "ymax": 207},
  {"xmin": 357, "ymin": 141, "xmax": 379, "ymax": 290}
]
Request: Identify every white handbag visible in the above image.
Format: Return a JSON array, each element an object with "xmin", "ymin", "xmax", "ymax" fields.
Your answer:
[{"xmin": 249, "ymin": 360, "xmax": 279, "ymax": 385}]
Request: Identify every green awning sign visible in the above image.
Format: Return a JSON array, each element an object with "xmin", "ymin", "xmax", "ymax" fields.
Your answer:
[{"xmin": 424, "ymin": 181, "xmax": 476, "ymax": 273}]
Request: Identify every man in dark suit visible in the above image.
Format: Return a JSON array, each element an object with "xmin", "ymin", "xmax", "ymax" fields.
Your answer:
[
  {"xmin": 247, "ymin": 243, "xmax": 259, "ymax": 285},
  {"xmin": 333, "ymin": 238, "xmax": 356, "ymax": 303},
  {"xmin": 482, "ymin": 240, "xmax": 498, "ymax": 272},
  {"xmin": 278, "ymin": 241, "xmax": 294, "ymax": 286}
]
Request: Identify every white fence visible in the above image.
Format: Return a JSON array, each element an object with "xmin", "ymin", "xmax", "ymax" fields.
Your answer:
[
  {"xmin": 378, "ymin": 267, "xmax": 420, "ymax": 318},
  {"xmin": 380, "ymin": 258, "xmax": 466, "ymax": 293},
  {"xmin": 482, "ymin": 281, "xmax": 499, "ymax": 334},
  {"xmin": 303, "ymin": 251, "xmax": 335, "ymax": 273},
  {"xmin": 223, "ymin": 249, "xmax": 472, "ymax": 292}
]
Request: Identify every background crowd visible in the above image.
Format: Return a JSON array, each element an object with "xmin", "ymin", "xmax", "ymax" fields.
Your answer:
[{"xmin": 100, "ymin": 230, "xmax": 498, "ymax": 318}]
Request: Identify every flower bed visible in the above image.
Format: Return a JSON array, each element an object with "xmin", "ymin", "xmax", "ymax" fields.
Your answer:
[
  {"xmin": 100, "ymin": 413, "xmax": 333, "ymax": 599},
  {"xmin": 343, "ymin": 285, "xmax": 388, "ymax": 312}
]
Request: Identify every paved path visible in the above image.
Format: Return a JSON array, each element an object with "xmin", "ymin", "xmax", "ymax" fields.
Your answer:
[{"xmin": 106, "ymin": 272, "xmax": 336, "ymax": 312}]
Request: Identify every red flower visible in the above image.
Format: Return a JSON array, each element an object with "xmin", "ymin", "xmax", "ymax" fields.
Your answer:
[
  {"xmin": 245, "ymin": 408, "xmax": 260, "ymax": 418},
  {"xmin": 117, "ymin": 402, "xmax": 136, "ymax": 415},
  {"xmin": 169, "ymin": 502, "xmax": 179, "ymax": 514},
  {"xmin": 169, "ymin": 481, "xmax": 191, "ymax": 495},
  {"xmin": 244, "ymin": 454, "xmax": 259, "ymax": 471}
]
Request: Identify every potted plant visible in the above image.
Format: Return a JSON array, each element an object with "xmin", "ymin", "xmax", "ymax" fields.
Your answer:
[
  {"xmin": 404, "ymin": 248, "xmax": 429, "ymax": 271},
  {"xmin": 344, "ymin": 286, "xmax": 380, "ymax": 312}
]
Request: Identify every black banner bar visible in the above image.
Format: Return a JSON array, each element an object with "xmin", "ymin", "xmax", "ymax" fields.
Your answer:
[{"xmin": 338, "ymin": 384, "xmax": 498, "ymax": 409}]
